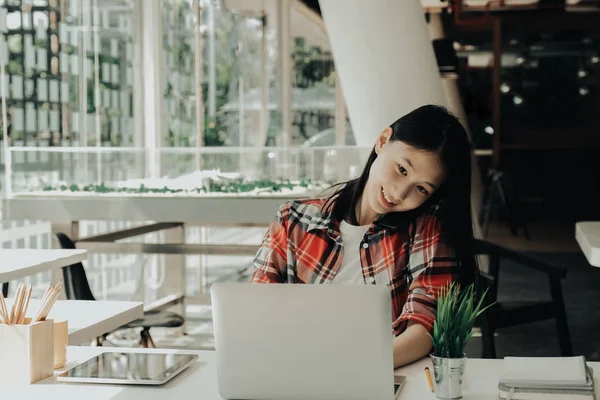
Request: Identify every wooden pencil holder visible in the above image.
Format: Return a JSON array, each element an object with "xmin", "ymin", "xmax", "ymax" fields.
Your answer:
[{"xmin": 0, "ymin": 319, "xmax": 54, "ymax": 384}]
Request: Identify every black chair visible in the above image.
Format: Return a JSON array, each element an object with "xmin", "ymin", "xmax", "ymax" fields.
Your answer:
[
  {"xmin": 474, "ymin": 239, "xmax": 573, "ymax": 359},
  {"xmin": 55, "ymin": 232, "xmax": 185, "ymax": 348},
  {"xmin": 480, "ymin": 169, "xmax": 531, "ymax": 240}
]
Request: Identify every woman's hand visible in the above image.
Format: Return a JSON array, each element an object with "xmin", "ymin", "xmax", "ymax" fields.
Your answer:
[{"xmin": 392, "ymin": 321, "xmax": 432, "ymax": 368}]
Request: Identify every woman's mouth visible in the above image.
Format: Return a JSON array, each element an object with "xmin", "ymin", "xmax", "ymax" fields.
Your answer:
[{"xmin": 380, "ymin": 187, "xmax": 397, "ymax": 208}]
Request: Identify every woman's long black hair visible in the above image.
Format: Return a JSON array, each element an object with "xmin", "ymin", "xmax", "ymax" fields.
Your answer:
[{"xmin": 323, "ymin": 104, "xmax": 478, "ymax": 287}]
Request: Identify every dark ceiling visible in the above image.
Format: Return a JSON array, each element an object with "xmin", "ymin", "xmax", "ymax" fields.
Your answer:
[{"xmin": 300, "ymin": 0, "xmax": 321, "ymax": 15}]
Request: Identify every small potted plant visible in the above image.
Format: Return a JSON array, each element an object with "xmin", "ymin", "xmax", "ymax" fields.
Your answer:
[{"xmin": 429, "ymin": 283, "xmax": 492, "ymax": 400}]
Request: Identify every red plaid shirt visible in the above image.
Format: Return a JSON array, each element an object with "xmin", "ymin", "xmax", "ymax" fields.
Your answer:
[{"xmin": 251, "ymin": 197, "xmax": 458, "ymax": 336}]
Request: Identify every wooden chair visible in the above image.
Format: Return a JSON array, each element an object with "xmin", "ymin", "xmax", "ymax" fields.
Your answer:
[{"xmin": 474, "ymin": 239, "xmax": 573, "ymax": 358}]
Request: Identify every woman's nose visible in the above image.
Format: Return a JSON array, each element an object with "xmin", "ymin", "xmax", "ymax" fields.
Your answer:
[{"xmin": 391, "ymin": 186, "xmax": 409, "ymax": 202}]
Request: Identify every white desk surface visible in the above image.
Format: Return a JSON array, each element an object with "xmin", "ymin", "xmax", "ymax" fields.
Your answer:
[
  {"xmin": 3, "ymin": 299, "xmax": 143, "ymax": 345},
  {"xmin": 576, "ymin": 221, "xmax": 600, "ymax": 267},
  {"xmin": 1, "ymin": 346, "xmax": 598, "ymax": 399},
  {"xmin": 0, "ymin": 249, "xmax": 88, "ymax": 282}
]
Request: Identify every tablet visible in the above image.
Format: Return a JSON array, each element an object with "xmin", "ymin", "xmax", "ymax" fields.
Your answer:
[{"xmin": 57, "ymin": 351, "xmax": 199, "ymax": 385}]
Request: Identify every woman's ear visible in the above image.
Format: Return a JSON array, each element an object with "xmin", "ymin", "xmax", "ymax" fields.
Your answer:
[{"xmin": 375, "ymin": 127, "xmax": 393, "ymax": 155}]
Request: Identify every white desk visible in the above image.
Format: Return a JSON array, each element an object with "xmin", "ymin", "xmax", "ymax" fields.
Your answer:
[
  {"xmin": 0, "ymin": 347, "xmax": 598, "ymax": 399},
  {"xmin": 576, "ymin": 222, "xmax": 600, "ymax": 267},
  {"xmin": 0, "ymin": 249, "xmax": 88, "ymax": 282},
  {"xmin": 4, "ymin": 299, "xmax": 143, "ymax": 345}
]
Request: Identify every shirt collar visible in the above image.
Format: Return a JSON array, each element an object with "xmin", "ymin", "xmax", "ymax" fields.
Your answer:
[{"xmin": 306, "ymin": 201, "xmax": 399, "ymax": 239}]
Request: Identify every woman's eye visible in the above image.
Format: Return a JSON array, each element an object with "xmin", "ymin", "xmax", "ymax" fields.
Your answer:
[
  {"xmin": 417, "ymin": 186, "xmax": 429, "ymax": 195},
  {"xmin": 398, "ymin": 165, "xmax": 407, "ymax": 176}
]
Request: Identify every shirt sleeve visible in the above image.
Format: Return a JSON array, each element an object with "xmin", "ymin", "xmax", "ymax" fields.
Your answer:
[
  {"xmin": 250, "ymin": 202, "xmax": 289, "ymax": 283},
  {"xmin": 393, "ymin": 210, "xmax": 457, "ymax": 335}
]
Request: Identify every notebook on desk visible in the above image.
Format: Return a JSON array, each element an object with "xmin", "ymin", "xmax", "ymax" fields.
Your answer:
[{"xmin": 498, "ymin": 356, "xmax": 595, "ymax": 400}]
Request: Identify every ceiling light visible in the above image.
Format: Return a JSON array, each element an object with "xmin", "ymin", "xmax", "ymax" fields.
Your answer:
[{"xmin": 513, "ymin": 95, "xmax": 523, "ymax": 106}]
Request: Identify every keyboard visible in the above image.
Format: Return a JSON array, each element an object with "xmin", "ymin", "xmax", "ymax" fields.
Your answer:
[{"xmin": 394, "ymin": 381, "xmax": 405, "ymax": 399}]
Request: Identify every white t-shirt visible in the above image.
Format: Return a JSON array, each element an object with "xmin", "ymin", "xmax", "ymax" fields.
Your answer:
[{"xmin": 330, "ymin": 220, "xmax": 370, "ymax": 285}]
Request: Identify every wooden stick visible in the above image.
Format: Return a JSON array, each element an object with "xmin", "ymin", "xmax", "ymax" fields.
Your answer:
[
  {"xmin": 16, "ymin": 283, "xmax": 29, "ymax": 324},
  {"xmin": 1, "ymin": 294, "xmax": 8, "ymax": 324},
  {"xmin": 8, "ymin": 283, "xmax": 18, "ymax": 324},
  {"xmin": 39, "ymin": 284, "xmax": 52, "ymax": 306},
  {"xmin": 13, "ymin": 284, "xmax": 22, "ymax": 324},
  {"xmin": 0, "ymin": 292, "xmax": 8, "ymax": 323},
  {"xmin": 55, "ymin": 280, "xmax": 64, "ymax": 294},
  {"xmin": 9, "ymin": 283, "xmax": 24, "ymax": 324},
  {"xmin": 16, "ymin": 283, "xmax": 25, "ymax": 323},
  {"xmin": 0, "ymin": 298, "xmax": 6, "ymax": 324},
  {"xmin": 40, "ymin": 288, "xmax": 61, "ymax": 321},
  {"xmin": 31, "ymin": 284, "xmax": 52, "ymax": 324},
  {"xmin": 17, "ymin": 284, "xmax": 32, "ymax": 324},
  {"xmin": 32, "ymin": 282, "xmax": 63, "ymax": 323}
]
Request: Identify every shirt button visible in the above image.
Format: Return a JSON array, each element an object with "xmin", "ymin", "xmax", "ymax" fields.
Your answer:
[
  {"xmin": 362, "ymin": 242, "xmax": 369, "ymax": 249},
  {"xmin": 368, "ymin": 276, "xmax": 376, "ymax": 284}
]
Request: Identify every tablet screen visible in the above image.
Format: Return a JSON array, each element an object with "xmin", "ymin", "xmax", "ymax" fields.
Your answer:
[{"xmin": 58, "ymin": 352, "xmax": 198, "ymax": 385}]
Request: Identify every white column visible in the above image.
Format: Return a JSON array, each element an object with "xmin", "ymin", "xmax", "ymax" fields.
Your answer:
[
  {"xmin": 258, "ymin": 11, "xmax": 268, "ymax": 146},
  {"xmin": 92, "ymin": 0, "xmax": 102, "ymax": 182},
  {"xmin": 319, "ymin": 0, "xmax": 445, "ymax": 146},
  {"xmin": 334, "ymin": 73, "xmax": 346, "ymax": 146},
  {"xmin": 161, "ymin": 225, "xmax": 187, "ymax": 336},
  {"xmin": 207, "ymin": 0, "xmax": 216, "ymax": 118},
  {"xmin": 92, "ymin": 0, "xmax": 101, "ymax": 149},
  {"xmin": 79, "ymin": 0, "xmax": 88, "ymax": 147},
  {"xmin": 140, "ymin": 0, "xmax": 165, "ymax": 177},
  {"xmin": 131, "ymin": 0, "xmax": 145, "ymax": 148},
  {"xmin": 239, "ymin": 77, "xmax": 244, "ymax": 145},
  {"xmin": 276, "ymin": 0, "xmax": 291, "ymax": 147},
  {"xmin": 0, "ymin": 11, "xmax": 11, "ymax": 203},
  {"xmin": 194, "ymin": 0, "xmax": 204, "ymax": 149}
]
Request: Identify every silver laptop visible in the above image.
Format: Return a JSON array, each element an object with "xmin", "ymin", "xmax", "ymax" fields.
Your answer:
[{"xmin": 211, "ymin": 283, "xmax": 404, "ymax": 400}]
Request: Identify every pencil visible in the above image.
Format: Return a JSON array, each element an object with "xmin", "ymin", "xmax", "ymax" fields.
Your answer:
[
  {"xmin": 0, "ymin": 292, "xmax": 6, "ymax": 324},
  {"xmin": 425, "ymin": 367, "xmax": 434, "ymax": 392},
  {"xmin": 0, "ymin": 292, "xmax": 8, "ymax": 323}
]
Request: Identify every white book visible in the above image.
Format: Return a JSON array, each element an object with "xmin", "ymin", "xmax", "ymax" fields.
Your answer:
[
  {"xmin": 499, "ymin": 388, "xmax": 594, "ymax": 400},
  {"xmin": 501, "ymin": 356, "xmax": 591, "ymax": 389},
  {"xmin": 498, "ymin": 366, "xmax": 595, "ymax": 400}
]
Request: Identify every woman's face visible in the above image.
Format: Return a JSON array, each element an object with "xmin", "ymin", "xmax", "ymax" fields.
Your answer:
[{"xmin": 359, "ymin": 128, "xmax": 447, "ymax": 224}]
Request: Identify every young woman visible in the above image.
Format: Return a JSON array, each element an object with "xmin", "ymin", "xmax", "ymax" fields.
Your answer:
[{"xmin": 251, "ymin": 105, "xmax": 478, "ymax": 368}]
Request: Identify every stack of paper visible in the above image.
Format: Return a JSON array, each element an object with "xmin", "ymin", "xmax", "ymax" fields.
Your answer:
[{"xmin": 498, "ymin": 356, "xmax": 595, "ymax": 399}]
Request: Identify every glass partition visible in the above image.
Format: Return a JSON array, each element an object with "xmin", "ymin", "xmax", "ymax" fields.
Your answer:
[{"xmin": 5, "ymin": 145, "xmax": 371, "ymax": 197}]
